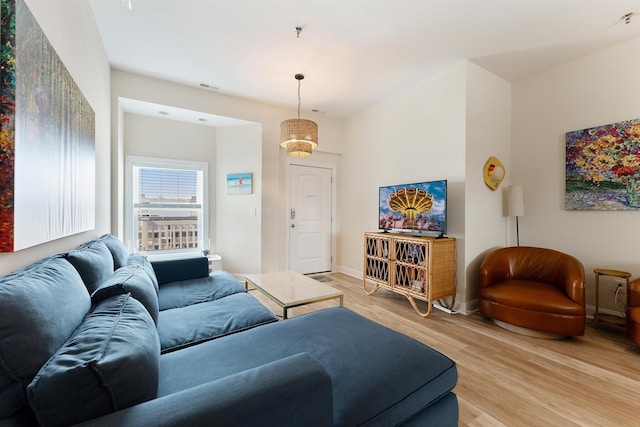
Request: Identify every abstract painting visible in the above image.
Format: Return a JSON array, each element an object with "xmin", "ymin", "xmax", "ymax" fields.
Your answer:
[
  {"xmin": 566, "ymin": 118, "xmax": 640, "ymax": 210},
  {"xmin": 0, "ymin": 0, "xmax": 95, "ymax": 251}
]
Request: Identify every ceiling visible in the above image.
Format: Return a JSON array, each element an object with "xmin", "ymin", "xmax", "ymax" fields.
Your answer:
[{"xmin": 89, "ymin": 0, "xmax": 640, "ymax": 121}]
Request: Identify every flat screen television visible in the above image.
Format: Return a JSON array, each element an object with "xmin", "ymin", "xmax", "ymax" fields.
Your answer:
[{"xmin": 378, "ymin": 180, "xmax": 447, "ymax": 236}]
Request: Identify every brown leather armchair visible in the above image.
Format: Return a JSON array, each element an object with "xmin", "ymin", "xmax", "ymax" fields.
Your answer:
[
  {"xmin": 627, "ymin": 279, "xmax": 640, "ymax": 344},
  {"xmin": 478, "ymin": 246, "xmax": 586, "ymax": 338}
]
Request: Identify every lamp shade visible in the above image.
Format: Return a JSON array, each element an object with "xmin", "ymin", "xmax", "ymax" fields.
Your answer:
[
  {"xmin": 280, "ymin": 118, "xmax": 318, "ymax": 159},
  {"xmin": 507, "ymin": 185, "xmax": 524, "ymax": 217},
  {"xmin": 285, "ymin": 140, "xmax": 313, "ymax": 158}
]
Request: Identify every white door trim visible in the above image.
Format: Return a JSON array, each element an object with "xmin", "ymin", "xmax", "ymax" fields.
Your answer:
[{"xmin": 285, "ymin": 159, "xmax": 337, "ymax": 272}]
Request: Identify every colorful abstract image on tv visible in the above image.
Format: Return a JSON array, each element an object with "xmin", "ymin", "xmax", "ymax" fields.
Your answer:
[{"xmin": 379, "ymin": 180, "xmax": 447, "ymax": 234}]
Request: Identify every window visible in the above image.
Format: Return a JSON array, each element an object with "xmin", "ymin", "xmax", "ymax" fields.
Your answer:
[{"xmin": 127, "ymin": 156, "xmax": 208, "ymax": 256}]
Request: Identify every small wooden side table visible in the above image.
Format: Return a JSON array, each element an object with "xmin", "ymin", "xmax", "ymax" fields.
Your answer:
[{"xmin": 593, "ymin": 268, "xmax": 631, "ymax": 328}]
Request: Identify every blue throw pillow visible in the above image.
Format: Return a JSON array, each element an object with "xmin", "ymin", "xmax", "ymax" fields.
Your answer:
[
  {"xmin": 98, "ymin": 234, "xmax": 129, "ymax": 269},
  {"xmin": 27, "ymin": 294, "xmax": 160, "ymax": 427},
  {"xmin": 65, "ymin": 240, "xmax": 114, "ymax": 294},
  {"xmin": 127, "ymin": 255, "xmax": 159, "ymax": 291},
  {"xmin": 92, "ymin": 264, "xmax": 160, "ymax": 324},
  {"xmin": 0, "ymin": 256, "xmax": 90, "ymax": 419}
]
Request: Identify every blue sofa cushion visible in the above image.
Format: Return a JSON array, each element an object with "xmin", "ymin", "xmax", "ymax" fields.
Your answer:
[
  {"xmin": 27, "ymin": 294, "xmax": 160, "ymax": 427},
  {"xmin": 65, "ymin": 240, "xmax": 114, "ymax": 294},
  {"xmin": 92, "ymin": 264, "xmax": 160, "ymax": 325},
  {"xmin": 127, "ymin": 255, "xmax": 159, "ymax": 291},
  {"xmin": 98, "ymin": 234, "xmax": 129, "ymax": 269},
  {"xmin": 157, "ymin": 292, "xmax": 278, "ymax": 353},
  {"xmin": 158, "ymin": 307, "xmax": 458, "ymax": 426},
  {"xmin": 152, "ymin": 257, "xmax": 209, "ymax": 286},
  {"xmin": 0, "ymin": 256, "xmax": 90, "ymax": 419},
  {"xmin": 158, "ymin": 270, "xmax": 246, "ymax": 311}
]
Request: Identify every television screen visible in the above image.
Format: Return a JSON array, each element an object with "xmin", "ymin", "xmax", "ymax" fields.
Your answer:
[{"xmin": 378, "ymin": 180, "xmax": 447, "ymax": 235}]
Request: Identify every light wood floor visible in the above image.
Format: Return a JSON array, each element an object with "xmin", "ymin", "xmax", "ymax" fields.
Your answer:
[{"xmin": 249, "ymin": 272, "xmax": 640, "ymax": 427}]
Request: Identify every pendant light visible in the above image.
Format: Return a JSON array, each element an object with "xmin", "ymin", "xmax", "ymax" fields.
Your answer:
[{"xmin": 280, "ymin": 73, "xmax": 318, "ymax": 158}]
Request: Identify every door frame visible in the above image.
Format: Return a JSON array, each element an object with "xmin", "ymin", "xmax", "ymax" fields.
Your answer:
[{"xmin": 285, "ymin": 159, "xmax": 337, "ymax": 272}]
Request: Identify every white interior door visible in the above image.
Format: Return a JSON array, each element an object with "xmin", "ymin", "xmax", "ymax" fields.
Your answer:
[{"xmin": 289, "ymin": 164, "xmax": 332, "ymax": 274}]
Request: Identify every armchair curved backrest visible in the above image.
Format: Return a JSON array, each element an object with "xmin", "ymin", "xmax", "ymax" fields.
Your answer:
[
  {"xmin": 479, "ymin": 246, "xmax": 585, "ymax": 306},
  {"xmin": 478, "ymin": 246, "xmax": 586, "ymax": 337}
]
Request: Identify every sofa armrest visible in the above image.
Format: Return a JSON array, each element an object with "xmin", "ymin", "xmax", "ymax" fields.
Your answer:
[
  {"xmin": 72, "ymin": 352, "xmax": 333, "ymax": 427},
  {"xmin": 151, "ymin": 257, "xmax": 209, "ymax": 286}
]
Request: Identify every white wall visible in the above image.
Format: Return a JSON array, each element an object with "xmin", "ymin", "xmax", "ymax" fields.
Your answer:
[
  {"xmin": 464, "ymin": 62, "xmax": 512, "ymax": 310},
  {"xmin": 0, "ymin": 0, "xmax": 111, "ymax": 274},
  {"xmin": 122, "ymin": 113, "xmax": 217, "ymax": 249},
  {"xmin": 111, "ymin": 70, "xmax": 345, "ymax": 274},
  {"xmin": 8, "ymin": 1, "xmax": 632, "ymax": 319},
  {"xmin": 512, "ymin": 36, "xmax": 640, "ymax": 313},
  {"xmin": 216, "ymin": 125, "xmax": 262, "ymax": 273},
  {"xmin": 340, "ymin": 62, "xmax": 468, "ymax": 309},
  {"xmin": 124, "ymin": 114, "xmax": 262, "ymax": 273}
]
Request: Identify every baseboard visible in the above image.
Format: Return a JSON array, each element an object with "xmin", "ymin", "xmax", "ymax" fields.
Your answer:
[
  {"xmin": 465, "ymin": 298, "xmax": 479, "ymax": 315},
  {"xmin": 337, "ymin": 265, "xmax": 361, "ymax": 279},
  {"xmin": 585, "ymin": 304, "xmax": 625, "ymax": 320}
]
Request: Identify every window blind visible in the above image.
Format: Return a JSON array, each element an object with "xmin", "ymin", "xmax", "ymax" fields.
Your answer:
[{"xmin": 134, "ymin": 166, "xmax": 202, "ymax": 208}]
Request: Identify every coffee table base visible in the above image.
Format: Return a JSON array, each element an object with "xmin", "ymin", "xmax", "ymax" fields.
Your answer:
[{"xmin": 276, "ymin": 294, "xmax": 344, "ymax": 319}]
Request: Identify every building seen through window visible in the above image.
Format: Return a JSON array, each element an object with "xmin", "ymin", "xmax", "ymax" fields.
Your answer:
[{"xmin": 131, "ymin": 162, "xmax": 206, "ymax": 254}]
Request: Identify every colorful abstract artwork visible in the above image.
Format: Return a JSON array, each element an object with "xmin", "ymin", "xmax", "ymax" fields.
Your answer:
[
  {"xmin": 566, "ymin": 118, "xmax": 640, "ymax": 210},
  {"xmin": 0, "ymin": 0, "xmax": 95, "ymax": 252},
  {"xmin": 0, "ymin": 0, "xmax": 16, "ymax": 251}
]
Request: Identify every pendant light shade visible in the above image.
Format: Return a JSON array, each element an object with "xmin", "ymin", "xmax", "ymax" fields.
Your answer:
[
  {"xmin": 280, "ymin": 74, "xmax": 318, "ymax": 158},
  {"xmin": 280, "ymin": 118, "xmax": 318, "ymax": 158}
]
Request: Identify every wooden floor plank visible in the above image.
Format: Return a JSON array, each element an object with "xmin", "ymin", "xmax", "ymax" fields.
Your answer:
[{"xmin": 249, "ymin": 272, "xmax": 640, "ymax": 426}]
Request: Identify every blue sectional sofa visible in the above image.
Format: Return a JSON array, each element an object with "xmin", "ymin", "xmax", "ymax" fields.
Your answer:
[
  {"xmin": 66, "ymin": 235, "xmax": 279, "ymax": 353},
  {"xmin": 0, "ymin": 235, "xmax": 459, "ymax": 426}
]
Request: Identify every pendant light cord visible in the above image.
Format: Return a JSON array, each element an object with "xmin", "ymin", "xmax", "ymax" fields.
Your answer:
[{"xmin": 297, "ymin": 79, "xmax": 301, "ymax": 120}]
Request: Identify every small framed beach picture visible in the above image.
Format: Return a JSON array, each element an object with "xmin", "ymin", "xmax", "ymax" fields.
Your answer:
[{"xmin": 227, "ymin": 173, "xmax": 252, "ymax": 195}]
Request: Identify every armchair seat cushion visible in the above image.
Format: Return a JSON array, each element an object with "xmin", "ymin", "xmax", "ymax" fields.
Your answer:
[{"xmin": 480, "ymin": 280, "xmax": 584, "ymax": 315}]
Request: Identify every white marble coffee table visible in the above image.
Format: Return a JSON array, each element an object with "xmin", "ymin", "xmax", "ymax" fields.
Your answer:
[{"xmin": 244, "ymin": 271, "xmax": 343, "ymax": 319}]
